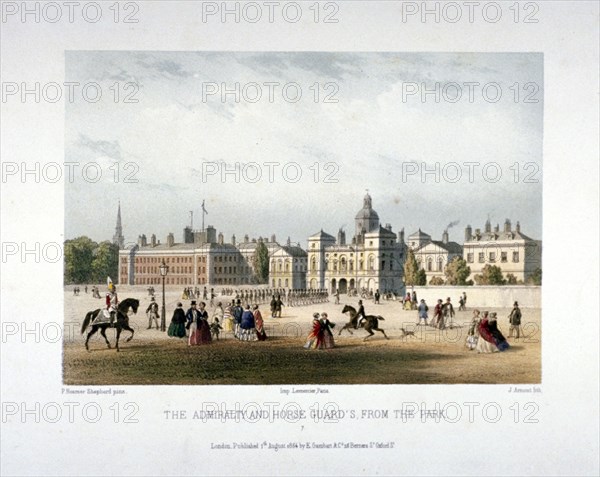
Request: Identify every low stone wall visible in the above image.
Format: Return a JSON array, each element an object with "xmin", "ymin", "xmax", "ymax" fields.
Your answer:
[{"xmin": 409, "ymin": 286, "xmax": 541, "ymax": 309}]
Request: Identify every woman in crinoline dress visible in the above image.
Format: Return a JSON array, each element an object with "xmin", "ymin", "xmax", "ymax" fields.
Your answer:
[
  {"xmin": 222, "ymin": 300, "xmax": 234, "ymax": 333},
  {"xmin": 318, "ymin": 313, "xmax": 335, "ymax": 349},
  {"xmin": 476, "ymin": 312, "xmax": 509, "ymax": 353},
  {"xmin": 167, "ymin": 302, "xmax": 187, "ymax": 338},
  {"xmin": 188, "ymin": 301, "xmax": 212, "ymax": 346},
  {"xmin": 303, "ymin": 313, "xmax": 321, "ymax": 349}
]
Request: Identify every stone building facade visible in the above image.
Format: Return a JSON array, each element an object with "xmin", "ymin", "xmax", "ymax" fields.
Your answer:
[
  {"xmin": 409, "ymin": 229, "xmax": 463, "ymax": 283},
  {"xmin": 269, "ymin": 243, "xmax": 308, "ymax": 289},
  {"xmin": 306, "ymin": 194, "xmax": 406, "ymax": 294},
  {"xmin": 462, "ymin": 219, "xmax": 542, "ymax": 282}
]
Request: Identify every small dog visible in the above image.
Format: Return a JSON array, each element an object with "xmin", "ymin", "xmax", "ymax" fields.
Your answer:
[
  {"xmin": 400, "ymin": 328, "xmax": 416, "ymax": 339},
  {"xmin": 210, "ymin": 318, "xmax": 223, "ymax": 340}
]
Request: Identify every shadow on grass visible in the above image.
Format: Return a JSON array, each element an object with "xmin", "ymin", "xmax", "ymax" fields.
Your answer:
[{"xmin": 64, "ymin": 339, "xmax": 467, "ymax": 386}]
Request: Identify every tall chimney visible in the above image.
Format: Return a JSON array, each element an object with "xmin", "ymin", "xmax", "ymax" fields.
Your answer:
[
  {"xmin": 167, "ymin": 233, "xmax": 174, "ymax": 247},
  {"xmin": 516, "ymin": 221, "xmax": 521, "ymax": 233},
  {"xmin": 218, "ymin": 232, "xmax": 224, "ymax": 245},
  {"xmin": 465, "ymin": 225, "xmax": 472, "ymax": 242},
  {"xmin": 398, "ymin": 228, "xmax": 405, "ymax": 244},
  {"xmin": 442, "ymin": 230, "xmax": 449, "ymax": 244},
  {"xmin": 141, "ymin": 234, "xmax": 147, "ymax": 247},
  {"xmin": 271, "ymin": 234, "xmax": 276, "ymax": 243},
  {"xmin": 231, "ymin": 234, "xmax": 236, "ymax": 246},
  {"xmin": 485, "ymin": 219, "xmax": 491, "ymax": 233},
  {"xmin": 504, "ymin": 219, "xmax": 511, "ymax": 233},
  {"xmin": 151, "ymin": 234, "xmax": 157, "ymax": 247}
]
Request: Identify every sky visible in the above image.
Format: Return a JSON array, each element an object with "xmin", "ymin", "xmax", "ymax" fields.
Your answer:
[{"xmin": 65, "ymin": 51, "xmax": 543, "ymax": 247}]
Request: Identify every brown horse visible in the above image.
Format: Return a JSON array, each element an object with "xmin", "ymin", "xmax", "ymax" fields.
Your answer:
[
  {"xmin": 339, "ymin": 305, "xmax": 388, "ymax": 340},
  {"xmin": 81, "ymin": 298, "xmax": 139, "ymax": 351}
]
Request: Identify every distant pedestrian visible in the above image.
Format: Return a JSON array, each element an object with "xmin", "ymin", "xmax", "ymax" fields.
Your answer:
[{"xmin": 417, "ymin": 299, "xmax": 429, "ymax": 325}]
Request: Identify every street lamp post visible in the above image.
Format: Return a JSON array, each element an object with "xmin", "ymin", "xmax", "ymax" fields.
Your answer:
[{"xmin": 159, "ymin": 259, "xmax": 169, "ymax": 332}]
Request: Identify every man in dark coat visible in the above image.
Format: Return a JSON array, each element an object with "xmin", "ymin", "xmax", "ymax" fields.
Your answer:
[
  {"xmin": 442, "ymin": 297, "xmax": 455, "ymax": 328},
  {"xmin": 508, "ymin": 301, "xmax": 522, "ymax": 338},
  {"xmin": 233, "ymin": 299, "xmax": 243, "ymax": 338},
  {"xmin": 356, "ymin": 300, "xmax": 366, "ymax": 329}
]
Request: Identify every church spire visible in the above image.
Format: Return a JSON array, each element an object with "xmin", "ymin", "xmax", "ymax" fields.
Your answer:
[{"xmin": 113, "ymin": 201, "xmax": 124, "ymax": 249}]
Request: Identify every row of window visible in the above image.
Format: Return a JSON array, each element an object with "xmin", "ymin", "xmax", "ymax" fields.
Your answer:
[
  {"xmin": 311, "ymin": 240, "xmax": 396, "ymax": 249},
  {"xmin": 133, "ymin": 277, "xmax": 207, "ymax": 285},
  {"xmin": 134, "ymin": 266, "xmax": 196, "ymax": 274},
  {"xmin": 132, "ymin": 256, "xmax": 196, "ymax": 264},
  {"xmin": 272, "ymin": 263, "xmax": 307, "ymax": 273},
  {"xmin": 417, "ymin": 259, "xmax": 445, "ymax": 272},
  {"xmin": 466, "ymin": 252, "xmax": 519, "ymax": 263}
]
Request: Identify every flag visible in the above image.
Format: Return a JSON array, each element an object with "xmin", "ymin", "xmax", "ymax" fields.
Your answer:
[
  {"xmin": 107, "ymin": 276, "xmax": 114, "ymax": 291},
  {"xmin": 202, "ymin": 200, "xmax": 208, "ymax": 215}
]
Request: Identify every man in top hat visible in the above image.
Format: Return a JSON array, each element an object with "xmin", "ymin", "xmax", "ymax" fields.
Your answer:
[
  {"xmin": 146, "ymin": 296, "xmax": 160, "ymax": 330},
  {"xmin": 508, "ymin": 301, "xmax": 522, "ymax": 338},
  {"xmin": 356, "ymin": 300, "xmax": 367, "ymax": 329},
  {"xmin": 442, "ymin": 297, "xmax": 455, "ymax": 328}
]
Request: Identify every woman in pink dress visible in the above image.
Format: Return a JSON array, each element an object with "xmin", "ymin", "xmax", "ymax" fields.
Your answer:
[{"xmin": 476, "ymin": 312, "xmax": 509, "ymax": 353}]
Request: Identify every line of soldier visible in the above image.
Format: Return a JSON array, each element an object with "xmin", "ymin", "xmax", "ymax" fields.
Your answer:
[{"xmin": 286, "ymin": 289, "xmax": 329, "ymax": 306}]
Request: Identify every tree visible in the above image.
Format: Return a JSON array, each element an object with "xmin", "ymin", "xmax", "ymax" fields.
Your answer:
[
  {"xmin": 474, "ymin": 264, "xmax": 506, "ymax": 285},
  {"xmin": 91, "ymin": 241, "xmax": 120, "ymax": 283},
  {"xmin": 403, "ymin": 249, "xmax": 420, "ymax": 287},
  {"xmin": 64, "ymin": 236, "xmax": 97, "ymax": 284},
  {"xmin": 506, "ymin": 273, "xmax": 518, "ymax": 285},
  {"xmin": 416, "ymin": 269, "xmax": 427, "ymax": 286},
  {"xmin": 444, "ymin": 256, "xmax": 471, "ymax": 285},
  {"xmin": 429, "ymin": 276, "xmax": 445, "ymax": 286},
  {"xmin": 527, "ymin": 268, "xmax": 542, "ymax": 285},
  {"xmin": 253, "ymin": 241, "xmax": 270, "ymax": 284}
]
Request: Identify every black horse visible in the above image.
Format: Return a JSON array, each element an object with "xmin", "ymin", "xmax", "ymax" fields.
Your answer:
[
  {"xmin": 339, "ymin": 304, "xmax": 388, "ymax": 340},
  {"xmin": 81, "ymin": 298, "xmax": 139, "ymax": 351}
]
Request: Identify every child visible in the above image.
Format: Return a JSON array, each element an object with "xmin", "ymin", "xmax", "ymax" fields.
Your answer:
[{"xmin": 210, "ymin": 318, "xmax": 223, "ymax": 340}]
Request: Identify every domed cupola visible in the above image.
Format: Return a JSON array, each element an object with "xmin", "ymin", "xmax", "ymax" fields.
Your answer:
[{"xmin": 355, "ymin": 192, "xmax": 380, "ymax": 237}]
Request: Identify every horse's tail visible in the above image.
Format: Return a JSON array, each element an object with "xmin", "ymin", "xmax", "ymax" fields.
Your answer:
[
  {"xmin": 81, "ymin": 311, "xmax": 94, "ymax": 334},
  {"xmin": 377, "ymin": 316, "xmax": 385, "ymax": 321}
]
